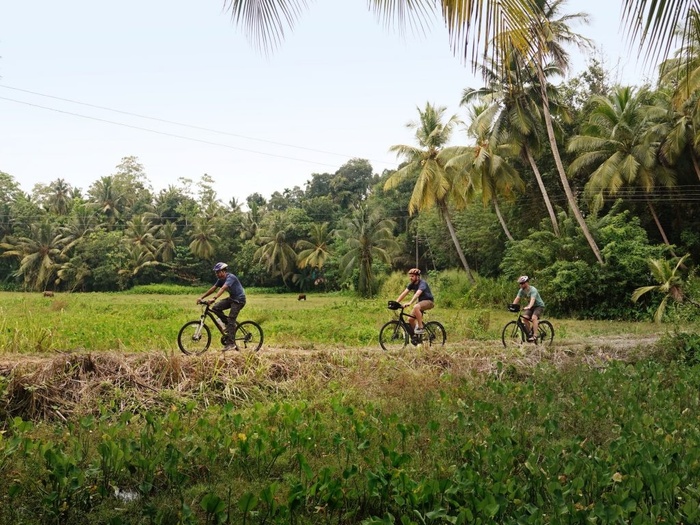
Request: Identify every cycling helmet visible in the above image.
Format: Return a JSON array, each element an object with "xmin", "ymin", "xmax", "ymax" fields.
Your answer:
[
  {"xmin": 212, "ymin": 262, "xmax": 228, "ymax": 272},
  {"xmin": 408, "ymin": 268, "xmax": 421, "ymax": 276},
  {"xmin": 518, "ymin": 275, "xmax": 529, "ymax": 284}
]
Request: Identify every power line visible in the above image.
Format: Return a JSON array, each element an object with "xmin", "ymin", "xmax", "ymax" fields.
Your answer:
[
  {"xmin": 0, "ymin": 84, "xmax": 396, "ymax": 168},
  {"xmin": 0, "ymin": 95, "xmax": 348, "ymax": 168}
]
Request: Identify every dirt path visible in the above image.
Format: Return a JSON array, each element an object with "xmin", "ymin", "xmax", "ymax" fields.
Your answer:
[{"xmin": 0, "ymin": 332, "xmax": 661, "ymax": 372}]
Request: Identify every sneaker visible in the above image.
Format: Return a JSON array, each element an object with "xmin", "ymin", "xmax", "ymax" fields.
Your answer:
[
  {"xmin": 223, "ymin": 344, "xmax": 239, "ymax": 352},
  {"xmin": 414, "ymin": 327, "xmax": 425, "ymax": 334},
  {"xmin": 527, "ymin": 336, "xmax": 536, "ymax": 343}
]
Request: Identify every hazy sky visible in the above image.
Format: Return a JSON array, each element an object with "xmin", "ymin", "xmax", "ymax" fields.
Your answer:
[{"xmin": 1, "ymin": 1, "xmax": 655, "ymax": 205}]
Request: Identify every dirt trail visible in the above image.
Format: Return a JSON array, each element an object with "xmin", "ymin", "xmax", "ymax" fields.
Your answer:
[{"xmin": 0, "ymin": 333, "xmax": 661, "ymax": 373}]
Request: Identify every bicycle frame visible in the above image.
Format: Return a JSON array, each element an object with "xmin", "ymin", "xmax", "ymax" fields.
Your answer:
[
  {"xmin": 379, "ymin": 303, "xmax": 446, "ymax": 351},
  {"xmin": 178, "ymin": 302, "xmax": 264, "ymax": 354},
  {"xmin": 501, "ymin": 307, "xmax": 554, "ymax": 347}
]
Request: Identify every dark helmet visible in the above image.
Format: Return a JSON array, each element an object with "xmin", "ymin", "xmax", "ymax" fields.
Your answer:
[
  {"xmin": 518, "ymin": 275, "xmax": 529, "ymax": 284},
  {"xmin": 212, "ymin": 262, "xmax": 228, "ymax": 272},
  {"xmin": 408, "ymin": 268, "xmax": 421, "ymax": 276}
]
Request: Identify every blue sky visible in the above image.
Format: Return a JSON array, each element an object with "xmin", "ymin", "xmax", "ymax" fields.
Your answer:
[{"xmin": 0, "ymin": 1, "xmax": 654, "ymax": 205}]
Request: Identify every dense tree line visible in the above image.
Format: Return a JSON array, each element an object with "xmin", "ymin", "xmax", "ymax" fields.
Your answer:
[{"xmin": 3, "ymin": 2, "xmax": 700, "ymax": 321}]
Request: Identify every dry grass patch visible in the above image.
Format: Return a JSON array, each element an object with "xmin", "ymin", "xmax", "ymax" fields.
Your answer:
[{"xmin": 0, "ymin": 336, "xmax": 663, "ymax": 422}]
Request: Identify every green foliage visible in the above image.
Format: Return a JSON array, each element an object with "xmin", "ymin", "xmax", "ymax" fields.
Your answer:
[
  {"xmin": 654, "ymin": 331, "xmax": 700, "ymax": 365},
  {"xmin": 504, "ymin": 206, "xmax": 668, "ymax": 319},
  {"xmin": 124, "ymin": 284, "xmax": 200, "ymax": 295},
  {"xmin": 2, "ymin": 360, "xmax": 700, "ymax": 523}
]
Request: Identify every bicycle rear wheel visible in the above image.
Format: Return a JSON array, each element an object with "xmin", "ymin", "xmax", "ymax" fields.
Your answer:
[
  {"xmin": 537, "ymin": 320, "xmax": 554, "ymax": 346},
  {"xmin": 233, "ymin": 321, "xmax": 263, "ymax": 351},
  {"xmin": 424, "ymin": 321, "xmax": 446, "ymax": 347},
  {"xmin": 501, "ymin": 320, "xmax": 524, "ymax": 348},
  {"xmin": 178, "ymin": 321, "xmax": 211, "ymax": 355},
  {"xmin": 379, "ymin": 320, "xmax": 409, "ymax": 351}
]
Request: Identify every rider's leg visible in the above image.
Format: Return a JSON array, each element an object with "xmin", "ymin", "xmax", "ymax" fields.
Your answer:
[
  {"xmin": 531, "ymin": 313, "xmax": 539, "ymax": 337},
  {"xmin": 412, "ymin": 305, "xmax": 423, "ymax": 330},
  {"xmin": 211, "ymin": 298, "xmax": 232, "ymax": 325},
  {"xmin": 226, "ymin": 301, "xmax": 245, "ymax": 338},
  {"xmin": 414, "ymin": 300, "xmax": 434, "ymax": 332}
]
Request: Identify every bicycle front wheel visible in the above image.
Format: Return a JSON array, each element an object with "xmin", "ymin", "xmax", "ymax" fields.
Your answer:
[
  {"xmin": 424, "ymin": 321, "xmax": 446, "ymax": 347},
  {"xmin": 379, "ymin": 320, "xmax": 409, "ymax": 351},
  {"xmin": 178, "ymin": 321, "xmax": 211, "ymax": 355},
  {"xmin": 502, "ymin": 320, "xmax": 524, "ymax": 348},
  {"xmin": 234, "ymin": 321, "xmax": 263, "ymax": 351},
  {"xmin": 537, "ymin": 320, "xmax": 554, "ymax": 346}
]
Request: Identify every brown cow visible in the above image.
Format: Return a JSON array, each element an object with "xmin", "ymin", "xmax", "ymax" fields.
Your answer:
[
  {"xmin": 43, "ymin": 291, "xmax": 55, "ymax": 297},
  {"xmin": 297, "ymin": 294, "xmax": 306, "ymax": 301}
]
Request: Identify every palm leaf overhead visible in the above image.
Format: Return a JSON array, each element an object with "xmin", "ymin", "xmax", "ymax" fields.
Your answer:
[
  {"xmin": 621, "ymin": 0, "xmax": 700, "ymax": 69},
  {"xmin": 224, "ymin": 0, "xmax": 540, "ymax": 66}
]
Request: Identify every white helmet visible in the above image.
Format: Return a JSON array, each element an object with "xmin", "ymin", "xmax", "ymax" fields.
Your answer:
[
  {"xmin": 518, "ymin": 275, "xmax": 529, "ymax": 284},
  {"xmin": 212, "ymin": 262, "xmax": 228, "ymax": 272}
]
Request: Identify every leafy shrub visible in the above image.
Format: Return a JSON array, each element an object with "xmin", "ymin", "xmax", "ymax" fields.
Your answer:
[
  {"xmin": 504, "ymin": 205, "xmax": 667, "ymax": 319},
  {"xmin": 126, "ymin": 284, "xmax": 200, "ymax": 295},
  {"xmin": 654, "ymin": 331, "xmax": 700, "ymax": 365}
]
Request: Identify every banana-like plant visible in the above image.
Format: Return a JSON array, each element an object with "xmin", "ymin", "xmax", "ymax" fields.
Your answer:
[{"xmin": 631, "ymin": 254, "xmax": 699, "ymax": 322}]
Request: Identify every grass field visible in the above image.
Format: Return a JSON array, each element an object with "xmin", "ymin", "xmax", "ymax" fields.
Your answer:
[
  {"xmin": 0, "ymin": 290, "xmax": 675, "ymax": 355},
  {"xmin": 1, "ymin": 291, "xmax": 700, "ymax": 523}
]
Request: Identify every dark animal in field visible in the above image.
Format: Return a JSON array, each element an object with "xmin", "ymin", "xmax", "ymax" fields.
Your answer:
[
  {"xmin": 43, "ymin": 291, "xmax": 55, "ymax": 297},
  {"xmin": 298, "ymin": 294, "xmax": 306, "ymax": 301}
]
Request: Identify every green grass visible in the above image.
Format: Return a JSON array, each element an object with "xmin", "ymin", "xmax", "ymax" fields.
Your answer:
[
  {"xmin": 0, "ymin": 291, "xmax": 682, "ymax": 354},
  {"xmin": 1, "ymin": 291, "xmax": 700, "ymax": 523}
]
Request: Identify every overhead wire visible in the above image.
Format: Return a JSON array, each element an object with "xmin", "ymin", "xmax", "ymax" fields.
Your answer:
[
  {"xmin": 0, "ymin": 84, "xmax": 396, "ymax": 169},
  {"xmin": 0, "ymin": 95, "xmax": 344, "ymax": 169}
]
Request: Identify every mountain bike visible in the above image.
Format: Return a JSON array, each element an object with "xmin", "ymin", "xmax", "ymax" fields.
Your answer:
[
  {"xmin": 379, "ymin": 300, "xmax": 446, "ymax": 351},
  {"xmin": 501, "ymin": 304, "xmax": 554, "ymax": 348},
  {"xmin": 177, "ymin": 300, "xmax": 263, "ymax": 355}
]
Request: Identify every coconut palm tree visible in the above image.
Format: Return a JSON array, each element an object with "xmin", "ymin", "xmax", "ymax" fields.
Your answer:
[
  {"xmin": 0, "ymin": 220, "xmax": 66, "ymax": 291},
  {"xmin": 631, "ymin": 254, "xmax": 700, "ymax": 322},
  {"xmin": 462, "ymin": 55, "xmax": 564, "ymax": 235},
  {"xmin": 188, "ymin": 216, "xmax": 220, "ymax": 260},
  {"xmin": 124, "ymin": 215, "xmax": 161, "ymax": 255},
  {"xmin": 254, "ymin": 212, "xmax": 298, "ymax": 285},
  {"xmin": 296, "ymin": 222, "xmax": 333, "ymax": 271},
  {"xmin": 59, "ymin": 203, "xmax": 103, "ymax": 254},
  {"xmin": 336, "ymin": 205, "xmax": 398, "ymax": 297},
  {"xmin": 45, "ymin": 178, "xmax": 73, "ymax": 216},
  {"xmin": 88, "ymin": 176, "xmax": 126, "ymax": 229},
  {"xmin": 156, "ymin": 221, "xmax": 179, "ymax": 263},
  {"xmin": 512, "ymin": 0, "xmax": 605, "ymax": 264},
  {"xmin": 118, "ymin": 244, "xmax": 161, "ymax": 278},
  {"xmin": 568, "ymin": 86, "xmax": 677, "ymax": 248},
  {"xmin": 385, "ymin": 102, "xmax": 476, "ymax": 282},
  {"xmin": 444, "ymin": 103, "xmax": 524, "ymax": 241}
]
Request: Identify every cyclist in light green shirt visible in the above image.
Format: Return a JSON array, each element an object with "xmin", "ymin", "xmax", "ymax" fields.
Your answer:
[{"xmin": 512, "ymin": 275, "xmax": 545, "ymax": 342}]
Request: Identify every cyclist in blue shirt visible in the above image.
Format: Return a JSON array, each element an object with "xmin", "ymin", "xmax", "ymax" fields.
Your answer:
[
  {"xmin": 512, "ymin": 275, "xmax": 545, "ymax": 342},
  {"xmin": 395, "ymin": 268, "xmax": 435, "ymax": 334},
  {"xmin": 199, "ymin": 262, "xmax": 246, "ymax": 350}
]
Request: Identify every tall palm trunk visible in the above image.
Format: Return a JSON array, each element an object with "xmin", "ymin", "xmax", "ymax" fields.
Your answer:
[
  {"xmin": 524, "ymin": 146, "xmax": 560, "ymax": 236},
  {"xmin": 492, "ymin": 197, "xmax": 514, "ymax": 241},
  {"xmin": 646, "ymin": 199, "xmax": 677, "ymax": 256},
  {"xmin": 536, "ymin": 63, "xmax": 604, "ymax": 265},
  {"xmin": 691, "ymin": 150, "xmax": 700, "ymax": 182},
  {"xmin": 439, "ymin": 202, "xmax": 475, "ymax": 283}
]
